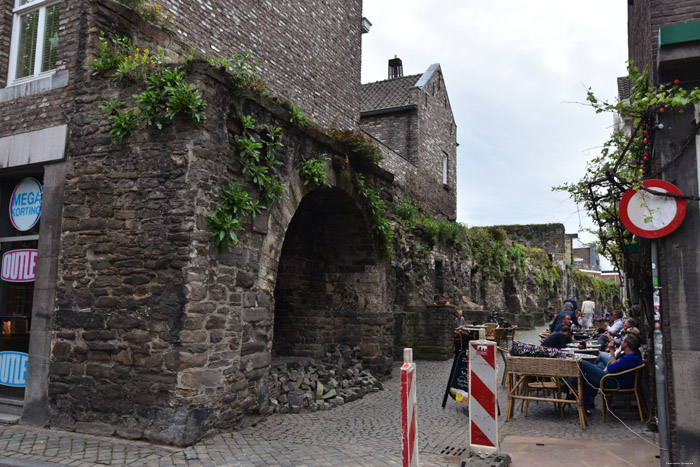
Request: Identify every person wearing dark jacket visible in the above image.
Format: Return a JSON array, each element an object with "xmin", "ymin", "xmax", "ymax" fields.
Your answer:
[
  {"xmin": 541, "ymin": 325, "xmax": 572, "ymax": 349},
  {"xmin": 550, "ymin": 302, "xmax": 579, "ymax": 331}
]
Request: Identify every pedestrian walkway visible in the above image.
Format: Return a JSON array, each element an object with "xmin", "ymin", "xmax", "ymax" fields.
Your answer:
[{"xmin": 0, "ymin": 328, "xmax": 659, "ymax": 466}]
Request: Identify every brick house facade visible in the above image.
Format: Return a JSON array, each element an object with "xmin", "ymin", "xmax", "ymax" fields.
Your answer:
[
  {"xmin": 626, "ymin": 1, "xmax": 700, "ymax": 464},
  {"xmin": 360, "ymin": 62, "xmax": 458, "ymax": 220}
]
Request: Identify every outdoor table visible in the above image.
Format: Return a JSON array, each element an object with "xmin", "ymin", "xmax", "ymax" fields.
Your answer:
[{"xmin": 505, "ymin": 355, "xmax": 587, "ymax": 429}]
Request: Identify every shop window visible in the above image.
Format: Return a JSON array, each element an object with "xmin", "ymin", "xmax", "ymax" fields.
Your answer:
[{"xmin": 7, "ymin": 0, "xmax": 61, "ymax": 84}]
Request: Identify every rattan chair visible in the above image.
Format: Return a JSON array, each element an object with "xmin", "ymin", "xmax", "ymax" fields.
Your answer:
[
  {"xmin": 599, "ymin": 363, "xmax": 646, "ymax": 422},
  {"xmin": 522, "ymin": 377, "xmax": 564, "ymax": 418},
  {"xmin": 485, "ymin": 322, "xmax": 498, "ymax": 340}
]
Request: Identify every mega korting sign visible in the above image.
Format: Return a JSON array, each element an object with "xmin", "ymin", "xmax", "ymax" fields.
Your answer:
[{"xmin": 10, "ymin": 177, "xmax": 43, "ymax": 231}]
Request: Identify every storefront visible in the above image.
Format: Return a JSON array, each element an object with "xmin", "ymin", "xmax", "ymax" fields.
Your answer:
[{"xmin": 0, "ymin": 173, "xmax": 42, "ymax": 400}]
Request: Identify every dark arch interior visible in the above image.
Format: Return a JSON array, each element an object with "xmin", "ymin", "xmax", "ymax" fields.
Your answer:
[{"xmin": 273, "ymin": 187, "xmax": 384, "ymax": 359}]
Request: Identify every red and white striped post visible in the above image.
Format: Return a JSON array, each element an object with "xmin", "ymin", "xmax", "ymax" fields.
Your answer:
[
  {"xmin": 400, "ymin": 348, "xmax": 419, "ymax": 467},
  {"xmin": 468, "ymin": 330, "xmax": 499, "ymax": 455}
]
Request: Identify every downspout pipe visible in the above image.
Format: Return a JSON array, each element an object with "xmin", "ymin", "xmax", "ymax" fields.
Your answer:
[{"xmin": 651, "ymin": 240, "xmax": 671, "ymax": 464}]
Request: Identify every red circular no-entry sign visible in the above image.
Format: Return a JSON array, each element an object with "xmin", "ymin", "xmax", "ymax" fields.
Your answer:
[{"xmin": 619, "ymin": 179, "xmax": 686, "ymax": 238}]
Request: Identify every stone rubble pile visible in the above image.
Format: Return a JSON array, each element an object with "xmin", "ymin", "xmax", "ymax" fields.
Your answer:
[{"xmin": 266, "ymin": 345, "xmax": 384, "ymax": 414}]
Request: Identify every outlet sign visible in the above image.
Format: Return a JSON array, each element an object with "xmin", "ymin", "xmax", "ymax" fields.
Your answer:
[
  {"xmin": 10, "ymin": 177, "xmax": 42, "ymax": 231},
  {"xmin": 1, "ymin": 249, "xmax": 38, "ymax": 282},
  {"xmin": 0, "ymin": 351, "xmax": 28, "ymax": 387}
]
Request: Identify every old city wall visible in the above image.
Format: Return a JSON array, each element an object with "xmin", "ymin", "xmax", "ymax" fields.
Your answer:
[{"xmin": 49, "ymin": 36, "xmax": 394, "ymax": 444}]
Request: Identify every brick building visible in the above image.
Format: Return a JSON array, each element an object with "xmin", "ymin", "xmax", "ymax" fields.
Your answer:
[
  {"xmin": 0, "ymin": 0, "xmax": 459, "ymax": 445},
  {"xmin": 360, "ymin": 59, "xmax": 458, "ymax": 220},
  {"xmin": 625, "ymin": 1, "xmax": 700, "ymax": 464}
]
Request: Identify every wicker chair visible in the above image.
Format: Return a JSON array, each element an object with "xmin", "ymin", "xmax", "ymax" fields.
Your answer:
[
  {"xmin": 485, "ymin": 322, "xmax": 498, "ymax": 340},
  {"xmin": 599, "ymin": 362, "xmax": 647, "ymax": 422}
]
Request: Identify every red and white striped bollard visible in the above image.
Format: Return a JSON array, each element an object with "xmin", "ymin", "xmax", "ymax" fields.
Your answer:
[{"xmin": 401, "ymin": 348, "xmax": 419, "ymax": 467}]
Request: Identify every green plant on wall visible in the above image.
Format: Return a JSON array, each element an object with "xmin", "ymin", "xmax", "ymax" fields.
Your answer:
[
  {"xmin": 354, "ymin": 173, "xmax": 392, "ymax": 256},
  {"xmin": 330, "ymin": 129, "xmax": 383, "ymax": 168},
  {"xmin": 92, "ymin": 32, "xmax": 206, "ymax": 141},
  {"xmin": 301, "ymin": 153, "xmax": 331, "ymax": 188},
  {"xmin": 207, "ymin": 115, "xmax": 286, "ymax": 251},
  {"xmin": 208, "ymin": 51, "xmax": 265, "ymax": 93}
]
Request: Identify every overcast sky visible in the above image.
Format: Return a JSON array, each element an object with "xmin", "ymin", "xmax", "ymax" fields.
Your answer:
[{"xmin": 361, "ymin": 1, "xmax": 629, "ymax": 246}]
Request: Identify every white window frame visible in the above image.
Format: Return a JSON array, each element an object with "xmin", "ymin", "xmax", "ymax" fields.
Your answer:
[{"xmin": 7, "ymin": 0, "xmax": 61, "ymax": 86}]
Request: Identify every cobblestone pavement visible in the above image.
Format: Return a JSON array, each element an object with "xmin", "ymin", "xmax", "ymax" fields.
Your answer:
[{"xmin": 0, "ymin": 328, "xmax": 659, "ymax": 466}]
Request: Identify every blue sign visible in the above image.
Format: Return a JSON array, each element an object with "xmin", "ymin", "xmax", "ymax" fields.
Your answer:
[
  {"xmin": 10, "ymin": 177, "xmax": 42, "ymax": 232},
  {"xmin": 0, "ymin": 351, "xmax": 28, "ymax": 387}
]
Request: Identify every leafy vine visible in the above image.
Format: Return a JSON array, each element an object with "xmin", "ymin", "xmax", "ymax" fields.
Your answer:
[{"xmin": 554, "ymin": 63, "xmax": 700, "ymax": 269}]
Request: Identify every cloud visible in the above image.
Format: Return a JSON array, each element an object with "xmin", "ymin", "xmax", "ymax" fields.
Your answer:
[{"xmin": 362, "ymin": 0, "xmax": 628, "ymax": 244}]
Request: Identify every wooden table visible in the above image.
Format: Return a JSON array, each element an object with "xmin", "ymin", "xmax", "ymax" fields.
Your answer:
[{"xmin": 505, "ymin": 355, "xmax": 587, "ymax": 429}]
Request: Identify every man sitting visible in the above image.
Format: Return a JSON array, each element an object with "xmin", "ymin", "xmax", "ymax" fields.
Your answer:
[
  {"xmin": 541, "ymin": 325, "xmax": 573, "ymax": 349},
  {"xmin": 550, "ymin": 302, "xmax": 579, "ymax": 332},
  {"xmin": 578, "ymin": 334, "xmax": 643, "ymax": 414},
  {"xmin": 606, "ymin": 310, "xmax": 624, "ymax": 337},
  {"xmin": 553, "ymin": 314, "xmax": 572, "ymax": 333}
]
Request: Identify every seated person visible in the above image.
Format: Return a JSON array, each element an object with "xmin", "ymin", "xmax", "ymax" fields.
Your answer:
[
  {"xmin": 596, "ymin": 327, "xmax": 611, "ymax": 352},
  {"xmin": 551, "ymin": 303, "xmax": 579, "ymax": 332},
  {"xmin": 606, "ymin": 310, "xmax": 624, "ymax": 337},
  {"xmin": 455, "ymin": 309, "xmax": 466, "ymax": 330},
  {"xmin": 595, "ymin": 327, "xmax": 641, "ymax": 368},
  {"xmin": 541, "ymin": 325, "xmax": 572, "ymax": 349},
  {"xmin": 454, "ymin": 310, "xmax": 469, "ymax": 351},
  {"xmin": 578, "ymin": 334, "xmax": 643, "ymax": 414},
  {"xmin": 546, "ymin": 312, "xmax": 556, "ymax": 332},
  {"xmin": 553, "ymin": 314, "xmax": 572, "ymax": 332}
]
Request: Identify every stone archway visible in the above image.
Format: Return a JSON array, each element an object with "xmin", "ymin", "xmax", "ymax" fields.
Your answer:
[{"xmin": 272, "ymin": 186, "xmax": 391, "ymax": 373}]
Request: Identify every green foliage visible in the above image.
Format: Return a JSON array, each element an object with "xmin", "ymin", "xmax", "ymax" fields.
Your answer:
[
  {"xmin": 572, "ymin": 269, "xmax": 619, "ymax": 300},
  {"xmin": 89, "ymin": 32, "xmax": 125, "ymax": 74},
  {"xmin": 329, "ymin": 128, "xmax": 383, "ymax": 167},
  {"xmin": 100, "ymin": 64, "xmax": 206, "ymax": 140},
  {"xmin": 235, "ymin": 117, "xmax": 285, "ymax": 207},
  {"xmin": 354, "ymin": 173, "xmax": 393, "ymax": 256},
  {"xmin": 395, "ymin": 198, "xmax": 418, "ymax": 221},
  {"xmin": 206, "ymin": 116, "xmax": 286, "ymax": 251},
  {"xmin": 99, "ymin": 99, "xmax": 139, "ymax": 142},
  {"xmin": 208, "ymin": 51, "xmax": 265, "ymax": 92},
  {"xmin": 286, "ymin": 102, "xmax": 309, "ymax": 127},
  {"xmin": 554, "ymin": 62, "xmax": 700, "ymax": 268},
  {"xmin": 301, "ymin": 153, "xmax": 331, "ymax": 188},
  {"xmin": 207, "ymin": 206, "xmax": 244, "ymax": 251}
]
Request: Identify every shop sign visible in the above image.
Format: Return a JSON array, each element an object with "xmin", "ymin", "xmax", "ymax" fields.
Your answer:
[
  {"xmin": 10, "ymin": 177, "xmax": 43, "ymax": 231},
  {"xmin": 1, "ymin": 249, "xmax": 38, "ymax": 282},
  {"xmin": 0, "ymin": 351, "xmax": 28, "ymax": 387}
]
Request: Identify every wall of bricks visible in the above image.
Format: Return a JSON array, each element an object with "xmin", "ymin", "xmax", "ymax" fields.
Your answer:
[
  {"xmin": 361, "ymin": 67, "xmax": 458, "ymax": 220},
  {"xmin": 161, "ymin": 0, "xmax": 362, "ymax": 130},
  {"xmin": 627, "ymin": 3, "xmax": 700, "ymax": 463},
  {"xmin": 0, "ymin": 0, "xmax": 83, "ymax": 138}
]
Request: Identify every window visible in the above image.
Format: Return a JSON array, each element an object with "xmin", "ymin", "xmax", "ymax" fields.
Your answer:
[
  {"xmin": 442, "ymin": 153, "xmax": 448, "ymax": 185},
  {"xmin": 8, "ymin": 0, "xmax": 61, "ymax": 84}
]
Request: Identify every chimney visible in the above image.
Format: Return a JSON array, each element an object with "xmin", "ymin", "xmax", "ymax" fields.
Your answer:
[{"xmin": 388, "ymin": 56, "xmax": 403, "ymax": 79}]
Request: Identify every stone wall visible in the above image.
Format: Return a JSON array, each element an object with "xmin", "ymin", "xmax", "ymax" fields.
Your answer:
[{"xmin": 48, "ymin": 56, "xmax": 394, "ymax": 445}]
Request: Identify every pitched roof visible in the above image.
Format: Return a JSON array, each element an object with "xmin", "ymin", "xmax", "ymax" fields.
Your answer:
[{"xmin": 360, "ymin": 74, "xmax": 421, "ymax": 113}]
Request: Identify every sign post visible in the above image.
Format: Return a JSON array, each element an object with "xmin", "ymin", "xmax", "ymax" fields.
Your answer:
[
  {"xmin": 400, "ymin": 348, "xmax": 418, "ymax": 467},
  {"xmin": 442, "ymin": 348, "xmax": 469, "ymax": 408},
  {"xmin": 468, "ymin": 329, "xmax": 498, "ymax": 456}
]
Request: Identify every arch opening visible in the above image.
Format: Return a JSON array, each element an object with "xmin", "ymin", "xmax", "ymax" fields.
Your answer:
[{"xmin": 272, "ymin": 187, "xmax": 389, "ymax": 369}]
